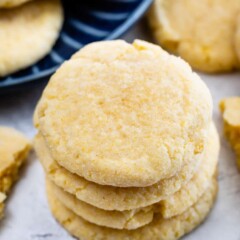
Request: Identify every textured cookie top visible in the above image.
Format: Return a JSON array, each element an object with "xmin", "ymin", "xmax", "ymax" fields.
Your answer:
[
  {"xmin": 149, "ymin": 0, "xmax": 240, "ymax": 72},
  {"xmin": 0, "ymin": 127, "xmax": 31, "ymax": 174},
  {"xmin": 0, "ymin": 0, "xmax": 63, "ymax": 77},
  {"xmin": 35, "ymin": 40, "xmax": 212, "ymax": 187}
]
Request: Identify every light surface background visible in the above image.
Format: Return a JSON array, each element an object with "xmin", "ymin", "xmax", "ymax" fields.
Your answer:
[{"xmin": 0, "ymin": 21, "xmax": 240, "ymax": 240}]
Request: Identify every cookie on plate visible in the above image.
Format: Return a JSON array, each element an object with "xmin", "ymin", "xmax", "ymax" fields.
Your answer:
[
  {"xmin": 148, "ymin": 0, "xmax": 240, "ymax": 73},
  {"xmin": 35, "ymin": 39, "xmax": 212, "ymax": 187},
  {"xmin": 0, "ymin": 127, "xmax": 31, "ymax": 218},
  {"xmin": 0, "ymin": 0, "xmax": 63, "ymax": 77},
  {"xmin": 0, "ymin": 0, "xmax": 31, "ymax": 8},
  {"xmin": 219, "ymin": 97, "xmax": 240, "ymax": 170},
  {"xmin": 47, "ymin": 177, "xmax": 218, "ymax": 240}
]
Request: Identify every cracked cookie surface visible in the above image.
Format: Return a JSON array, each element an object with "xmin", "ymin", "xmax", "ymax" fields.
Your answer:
[{"xmin": 35, "ymin": 39, "xmax": 212, "ymax": 187}]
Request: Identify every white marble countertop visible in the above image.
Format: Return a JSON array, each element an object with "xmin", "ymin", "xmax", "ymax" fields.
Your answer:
[{"xmin": 0, "ymin": 21, "xmax": 240, "ymax": 240}]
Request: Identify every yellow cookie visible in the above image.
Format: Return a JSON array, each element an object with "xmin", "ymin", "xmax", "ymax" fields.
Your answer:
[
  {"xmin": 47, "ymin": 179, "xmax": 154, "ymax": 230},
  {"xmin": 148, "ymin": 0, "xmax": 240, "ymax": 73},
  {"xmin": 0, "ymin": 0, "xmax": 31, "ymax": 8},
  {"xmin": 35, "ymin": 39, "xmax": 212, "ymax": 187},
  {"xmin": 219, "ymin": 97, "xmax": 240, "ymax": 169},
  {"xmin": 0, "ymin": 127, "xmax": 31, "ymax": 218},
  {"xmin": 0, "ymin": 0, "xmax": 63, "ymax": 77},
  {"xmin": 0, "ymin": 127, "xmax": 31, "ymax": 193},
  {"xmin": 34, "ymin": 123, "xmax": 217, "ymax": 211},
  {"xmin": 47, "ymin": 178, "xmax": 218, "ymax": 240}
]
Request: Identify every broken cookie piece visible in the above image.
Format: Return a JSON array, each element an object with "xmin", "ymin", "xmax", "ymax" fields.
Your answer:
[
  {"xmin": 0, "ymin": 127, "xmax": 31, "ymax": 219},
  {"xmin": 219, "ymin": 97, "xmax": 240, "ymax": 169}
]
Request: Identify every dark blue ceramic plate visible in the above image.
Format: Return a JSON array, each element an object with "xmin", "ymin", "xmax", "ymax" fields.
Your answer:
[{"xmin": 0, "ymin": 0, "xmax": 152, "ymax": 93}]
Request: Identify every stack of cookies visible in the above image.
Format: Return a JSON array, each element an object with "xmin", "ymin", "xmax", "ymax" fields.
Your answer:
[
  {"xmin": 34, "ymin": 40, "xmax": 219, "ymax": 240},
  {"xmin": 0, "ymin": 0, "xmax": 63, "ymax": 77}
]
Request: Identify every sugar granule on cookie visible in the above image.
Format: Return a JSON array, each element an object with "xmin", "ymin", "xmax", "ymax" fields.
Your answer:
[{"xmin": 220, "ymin": 97, "xmax": 240, "ymax": 170}]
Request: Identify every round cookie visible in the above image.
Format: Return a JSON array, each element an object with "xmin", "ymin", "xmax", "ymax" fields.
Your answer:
[
  {"xmin": 47, "ymin": 179, "xmax": 154, "ymax": 230},
  {"xmin": 47, "ymin": 178, "xmax": 218, "ymax": 240},
  {"xmin": 0, "ymin": 0, "xmax": 31, "ymax": 8},
  {"xmin": 34, "ymin": 123, "xmax": 217, "ymax": 211},
  {"xmin": 0, "ymin": 0, "xmax": 63, "ymax": 77},
  {"xmin": 148, "ymin": 0, "xmax": 240, "ymax": 73},
  {"xmin": 35, "ymin": 39, "xmax": 212, "ymax": 187},
  {"xmin": 0, "ymin": 127, "xmax": 31, "ymax": 193}
]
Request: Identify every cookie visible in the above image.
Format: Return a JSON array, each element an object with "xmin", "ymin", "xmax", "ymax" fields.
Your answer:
[
  {"xmin": 47, "ymin": 177, "xmax": 218, "ymax": 240},
  {"xmin": 219, "ymin": 97, "xmax": 240, "ymax": 169},
  {"xmin": 47, "ymin": 179, "xmax": 154, "ymax": 230},
  {"xmin": 34, "ymin": 123, "xmax": 217, "ymax": 211},
  {"xmin": 148, "ymin": 0, "xmax": 240, "ymax": 73},
  {"xmin": 0, "ymin": 0, "xmax": 31, "ymax": 8},
  {"xmin": 0, "ymin": 0, "xmax": 63, "ymax": 77},
  {"xmin": 35, "ymin": 39, "xmax": 212, "ymax": 187},
  {"xmin": 0, "ymin": 127, "xmax": 31, "ymax": 193},
  {"xmin": 0, "ymin": 192, "xmax": 6, "ymax": 219},
  {"xmin": 0, "ymin": 127, "xmax": 31, "ymax": 219}
]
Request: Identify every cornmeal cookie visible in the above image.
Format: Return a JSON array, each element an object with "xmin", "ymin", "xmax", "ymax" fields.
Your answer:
[
  {"xmin": 219, "ymin": 97, "xmax": 240, "ymax": 169},
  {"xmin": 47, "ymin": 179, "xmax": 154, "ymax": 230},
  {"xmin": 148, "ymin": 0, "xmax": 240, "ymax": 73},
  {"xmin": 47, "ymin": 178, "xmax": 218, "ymax": 240},
  {"xmin": 0, "ymin": 127, "xmax": 31, "ymax": 218},
  {"xmin": 0, "ymin": 0, "xmax": 63, "ymax": 77},
  {"xmin": 34, "ymin": 123, "xmax": 217, "ymax": 211},
  {"xmin": 35, "ymin": 39, "xmax": 212, "ymax": 187},
  {"xmin": 0, "ymin": 0, "xmax": 31, "ymax": 8}
]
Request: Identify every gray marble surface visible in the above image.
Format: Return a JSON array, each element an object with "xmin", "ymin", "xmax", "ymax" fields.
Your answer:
[{"xmin": 0, "ymin": 22, "xmax": 240, "ymax": 240}]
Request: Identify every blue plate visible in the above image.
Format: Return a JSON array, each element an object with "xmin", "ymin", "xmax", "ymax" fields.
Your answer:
[{"xmin": 0, "ymin": 0, "xmax": 152, "ymax": 93}]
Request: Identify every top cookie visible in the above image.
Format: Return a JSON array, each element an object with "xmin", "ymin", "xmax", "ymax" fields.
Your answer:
[
  {"xmin": 35, "ymin": 40, "xmax": 212, "ymax": 187},
  {"xmin": 149, "ymin": 0, "xmax": 240, "ymax": 73}
]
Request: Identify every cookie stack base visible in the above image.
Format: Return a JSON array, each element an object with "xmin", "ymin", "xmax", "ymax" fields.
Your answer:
[{"xmin": 47, "ymin": 178, "xmax": 217, "ymax": 240}]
